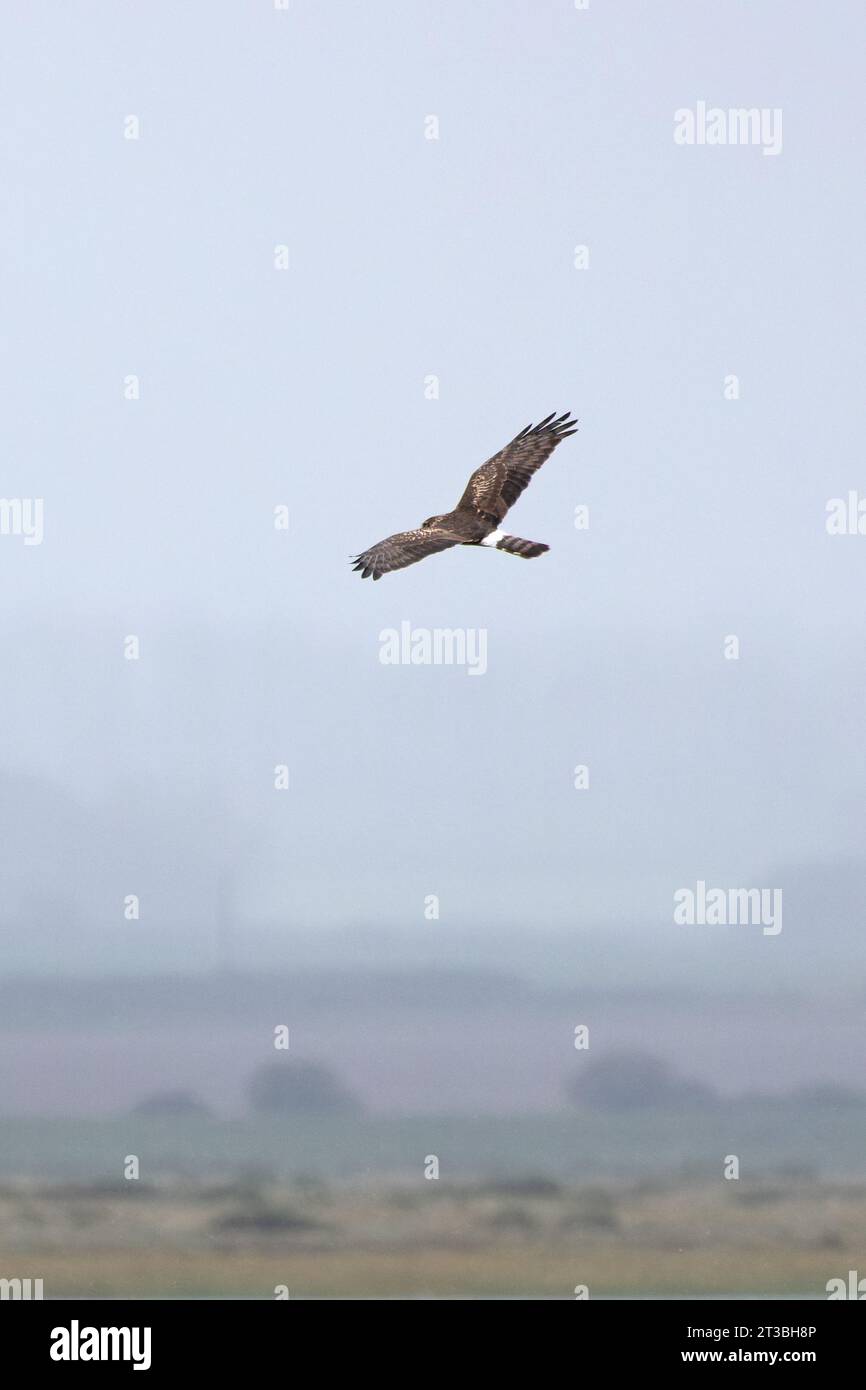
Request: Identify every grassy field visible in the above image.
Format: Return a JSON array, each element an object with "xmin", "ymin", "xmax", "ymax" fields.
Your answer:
[
  {"xmin": 1, "ymin": 1172, "xmax": 861, "ymax": 1298},
  {"xmin": 4, "ymin": 1104, "xmax": 866, "ymax": 1183}
]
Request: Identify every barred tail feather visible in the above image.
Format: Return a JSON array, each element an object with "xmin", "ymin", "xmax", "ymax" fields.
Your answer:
[{"xmin": 495, "ymin": 534, "xmax": 549, "ymax": 559}]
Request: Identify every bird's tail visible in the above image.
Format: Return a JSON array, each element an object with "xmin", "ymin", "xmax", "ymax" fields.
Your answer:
[{"xmin": 494, "ymin": 534, "xmax": 549, "ymax": 559}]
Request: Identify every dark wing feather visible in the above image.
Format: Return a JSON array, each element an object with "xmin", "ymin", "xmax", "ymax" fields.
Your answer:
[
  {"xmin": 456, "ymin": 411, "xmax": 577, "ymax": 522},
  {"xmin": 351, "ymin": 527, "xmax": 463, "ymax": 580}
]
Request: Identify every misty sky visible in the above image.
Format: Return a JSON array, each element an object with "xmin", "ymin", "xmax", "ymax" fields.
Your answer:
[{"xmin": 1, "ymin": 2, "xmax": 865, "ymax": 983}]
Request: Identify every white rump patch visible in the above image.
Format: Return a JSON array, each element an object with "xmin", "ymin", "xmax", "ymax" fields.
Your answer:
[{"xmin": 481, "ymin": 530, "xmax": 504, "ymax": 547}]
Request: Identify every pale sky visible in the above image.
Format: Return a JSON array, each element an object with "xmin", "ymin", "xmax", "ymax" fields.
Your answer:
[{"xmin": 1, "ymin": 1, "xmax": 864, "ymax": 981}]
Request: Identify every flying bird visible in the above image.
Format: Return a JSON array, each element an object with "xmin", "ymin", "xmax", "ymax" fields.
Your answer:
[{"xmin": 352, "ymin": 410, "xmax": 578, "ymax": 580}]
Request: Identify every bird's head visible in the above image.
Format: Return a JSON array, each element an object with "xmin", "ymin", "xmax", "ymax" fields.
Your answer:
[{"xmin": 421, "ymin": 514, "xmax": 446, "ymax": 529}]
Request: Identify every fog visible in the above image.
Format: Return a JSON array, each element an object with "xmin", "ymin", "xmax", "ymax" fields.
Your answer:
[{"xmin": 0, "ymin": 0, "xmax": 863, "ymax": 1299}]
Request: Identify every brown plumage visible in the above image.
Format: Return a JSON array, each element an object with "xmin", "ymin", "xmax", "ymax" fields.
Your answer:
[{"xmin": 352, "ymin": 411, "xmax": 577, "ymax": 580}]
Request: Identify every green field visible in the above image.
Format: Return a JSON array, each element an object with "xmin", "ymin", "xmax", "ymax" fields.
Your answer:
[
  {"xmin": 1, "ymin": 1106, "xmax": 863, "ymax": 1298},
  {"xmin": 2, "ymin": 1103, "xmax": 865, "ymax": 1184}
]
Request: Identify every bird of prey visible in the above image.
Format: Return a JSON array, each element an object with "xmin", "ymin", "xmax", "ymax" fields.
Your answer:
[{"xmin": 352, "ymin": 410, "xmax": 578, "ymax": 580}]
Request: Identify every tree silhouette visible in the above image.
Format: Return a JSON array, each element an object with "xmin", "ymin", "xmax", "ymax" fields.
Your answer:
[
  {"xmin": 246, "ymin": 1060, "xmax": 361, "ymax": 1116},
  {"xmin": 566, "ymin": 1051, "xmax": 716, "ymax": 1111}
]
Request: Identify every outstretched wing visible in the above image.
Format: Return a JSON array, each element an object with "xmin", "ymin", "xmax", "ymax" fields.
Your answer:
[
  {"xmin": 456, "ymin": 411, "xmax": 577, "ymax": 522},
  {"xmin": 352, "ymin": 527, "xmax": 463, "ymax": 580}
]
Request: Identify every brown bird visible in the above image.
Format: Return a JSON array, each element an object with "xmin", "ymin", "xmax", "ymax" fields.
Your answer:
[{"xmin": 352, "ymin": 411, "xmax": 578, "ymax": 580}]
